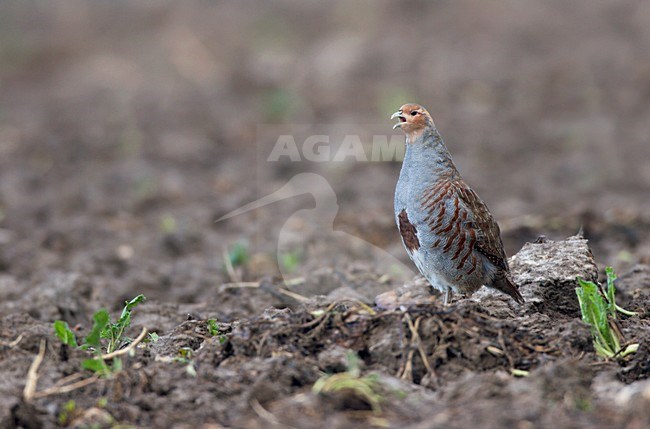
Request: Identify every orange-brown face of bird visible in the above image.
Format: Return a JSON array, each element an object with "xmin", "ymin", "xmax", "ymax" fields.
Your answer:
[{"xmin": 391, "ymin": 104, "xmax": 434, "ymax": 140}]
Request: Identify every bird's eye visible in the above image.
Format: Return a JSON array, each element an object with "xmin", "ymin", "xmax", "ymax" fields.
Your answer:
[{"xmin": 410, "ymin": 111, "xmax": 418, "ymax": 116}]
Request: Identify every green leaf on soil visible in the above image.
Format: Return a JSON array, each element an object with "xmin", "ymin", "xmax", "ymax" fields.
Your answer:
[
  {"xmin": 111, "ymin": 357, "xmax": 123, "ymax": 372},
  {"xmin": 82, "ymin": 357, "xmax": 110, "ymax": 374},
  {"xmin": 604, "ymin": 266, "xmax": 637, "ymax": 317},
  {"xmin": 228, "ymin": 242, "xmax": 249, "ymax": 267},
  {"xmin": 576, "ymin": 268, "xmax": 638, "ymax": 359},
  {"xmin": 84, "ymin": 309, "xmax": 110, "ymax": 349},
  {"xmin": 207, "ymin": 319, "xmax": 219, "ymax": 336},
  {"xmin": 102, "ymin": 294, "xmax": 146, "ymax": 353},
  {"xmin": 57, "ymin": 400, "xmax": 76, "ymax": 426},
  {"xmin": 53, "ymin": 320, "xmax": 78, "ymax": 348},
  {"xmin": 117, "ymin": 294, "xmax": 146, "ymax": 327},
  {"xmin": 206, "ymin": 319, "xmax": 228, "ymax": 344},
  {"xmin": 605, "ymin": 267, "xmax": 617, "ymax": 319},
  {"xmin": 313, "ymin": 351, "xmax": 384, "ymax": 414}
]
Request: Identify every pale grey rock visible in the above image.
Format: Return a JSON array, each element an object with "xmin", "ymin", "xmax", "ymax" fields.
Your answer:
[{"xmin": 509, "ymin": 235, "xmax": 598, "ymax": 287}]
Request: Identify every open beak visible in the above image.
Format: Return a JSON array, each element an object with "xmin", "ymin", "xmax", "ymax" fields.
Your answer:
[{"xmin": 391, "ymin": 111, "xmax": 406, "ymax": 129}]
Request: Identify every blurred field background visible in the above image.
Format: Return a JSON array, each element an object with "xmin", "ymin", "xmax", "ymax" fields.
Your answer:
[{"xmin": 1, "ymin": 1, "xmax": 649, "ymax": 305}]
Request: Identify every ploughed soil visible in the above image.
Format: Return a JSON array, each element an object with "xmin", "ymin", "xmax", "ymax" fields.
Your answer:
[
  {"xmin": 1, "ymin": 2, "xmax": 650, "ymax": 428},
  {"xmin": 1, "ymin": 257, "xmax": 649, "ymax": 429}
]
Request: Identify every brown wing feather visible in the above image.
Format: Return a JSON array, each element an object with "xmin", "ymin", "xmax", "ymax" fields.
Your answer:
[
  {"xmin": 455, "ymin": 184, "xmax": 509, "ymax": 273},
  {"xmin": 398, "ymin": 209, "xmax": 420, "ymax": 251},
  {"xmin": 419, "ymin": 179, "xmax": 524, "ymax": 303},
  {"xmin": 419, "ymin": 179, "xmax": 510, "ymax": 274}
]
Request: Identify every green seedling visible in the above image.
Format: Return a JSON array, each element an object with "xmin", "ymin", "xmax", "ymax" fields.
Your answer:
[
  {"xmin": 83, "ymin": 309, "xmax": 110, "ymax": 350},
  {"xmin": 222, "ymin": 242, "xmax": 250, "ymax": 283},
  {"xmin": 96, "ymin": 397, "xmax": 108, "ymax": 408},
  {"xmin": 57, "ymin": 400, "xmax": 76, "ymax": 426},
  {"xmin": 280, "ymin": 250, "xmax": 302, "ymax": 274},
  {"xmin": 207, "ymin": 319, "xmax": 219, "ymax": 336},
  {"xmin": 576, "ymin": 268, "xmax": 638, "ymax": 358},
  {"xmin": 603, "ymin": 267, "xmax": 637, "ymax": 317},
  {"xmin": 178, "ymin": 347, "xmax": 193, "ymax": 360},
  {"xmin": 81, "ymin": 356, "xmax": 114, "ymax": 375},
  {"xmin": 53, "ymin": 294, "xmax": 146, "ymax": 375},
  {"xmin": 146, "ymin": 332, "xmax": 160, "ymax": 343},
  {"xmin": 207, "ymin": 319, "xmax": 227, "ymax": 344},
  {"xmin": 313, "ymin": 351, "xmax": 384, "ymax": 414},
  {"xmin": 174, "ymin": 347, "xmax": 197, "ymax": 377},
  {"xmin": 227, "ymin": 242, "xmax": 249, "ymax": 268},
  {"xmin": 53, "ymin": 321, "xmax": 78, "ymax": 348},
  {"xmin": 101, "ymin": 294, "xmax": 146, "ymax": 354}
]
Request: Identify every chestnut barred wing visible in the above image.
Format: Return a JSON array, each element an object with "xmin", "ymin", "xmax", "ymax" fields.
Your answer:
[
  {"xmin": 420, "ymin": 180, "xmax": 509, "ymax": 275},
  {"xmin": 398, "ymin": 209, "xmax": 420, "ymax": 252},
  {"xmin": 456, "ymin": 184, "xmax": 509, "ymax": 273}
]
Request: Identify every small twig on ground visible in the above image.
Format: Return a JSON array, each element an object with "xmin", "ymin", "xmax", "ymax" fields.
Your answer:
[
  {"xmin": 355, "ymin": 301, "xmax": 377, "ymax": 316},
  {"xmin": 51, "ymin": 372, "xmax": 85, "ymax": 388},
  {"xmin": 220, "ymin": 279, "xmax": 309, "ymax": 302},
  {"xmin": 299, "ymin": 302, "xmax": 338, "ymax": 329},
  {"xmin": 220, "ymin": 281, "xmax": 259, "ymax": 289},
  {"xmin": 250, "ymin": 399, "xmax": 280, "ymax": 425},
  {"xmin": 34, "ymin": 375, "xmax": 99, "ymax": 399},
  {"xmin": 23, "ymin": 339, "xmax": 46, "ymax": 402},
  {"xmin": 404, "ymin": 314, "xmax": 435, "ymax": 378},
  {"xmin": 400, "ymin": 348, "xmax": 415, "ymax": 381},
  {"xmin": 100, "ymin": 327, "xmax": 148, "ymax": 360},
  {"xmin": 0, "ymin": 333, "xmax": 24, "ymax": 348},
  {"xmin": 255, "ymin": 331, "xmax": 271, "ymax": 357},
  {"xmin": 221, "ymin": 277, "xmax": 305, "ymax": 289},
  {"xmin": 276, "ymin": 287, "xmax": 309, "ymax": 303},
  {"xmin": 283, "ymin": 277, "xmax": 306, "ymax": 287}
]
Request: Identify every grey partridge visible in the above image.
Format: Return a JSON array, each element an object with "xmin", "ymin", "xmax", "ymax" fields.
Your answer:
[{"xmin": 392, "ymin": 103, "xmax": 524, "ymax": 305}]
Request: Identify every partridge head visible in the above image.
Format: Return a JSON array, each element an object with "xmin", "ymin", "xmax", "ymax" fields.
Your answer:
[{"xmin": 392, "ymin": 103, "xmax": 524, "ymax": 305}]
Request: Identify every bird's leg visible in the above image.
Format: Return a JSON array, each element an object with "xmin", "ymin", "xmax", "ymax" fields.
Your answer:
[{"xmin": 443, "ymin": 288, "xmax": 451, "ymax": 306}]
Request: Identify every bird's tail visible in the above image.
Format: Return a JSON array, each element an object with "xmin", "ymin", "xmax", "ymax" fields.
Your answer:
[{"xmin": 491, "ymin": 275, "xmax": 525, "ymax": 304}]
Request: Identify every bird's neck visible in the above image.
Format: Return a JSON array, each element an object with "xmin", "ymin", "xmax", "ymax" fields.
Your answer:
[{"xmin": 405, "ymin": 128, "xmax": 459, "ymax": 180}]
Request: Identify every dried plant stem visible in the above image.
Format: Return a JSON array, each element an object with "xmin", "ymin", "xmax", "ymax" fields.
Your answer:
[
  {"xmin": 23, "ymin": 339, "xmax": 46, "ymax": 402},
  {"xmin": 34, "ymin": 375, "xmax": 99, "ymax": 399},
  {"xmin": 100, "ymin": 327, "xmax": 148, "ymax": 360},
  {"xmin": 404, "ymin": 313, "xmax": 435, "ymax": 377}
]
